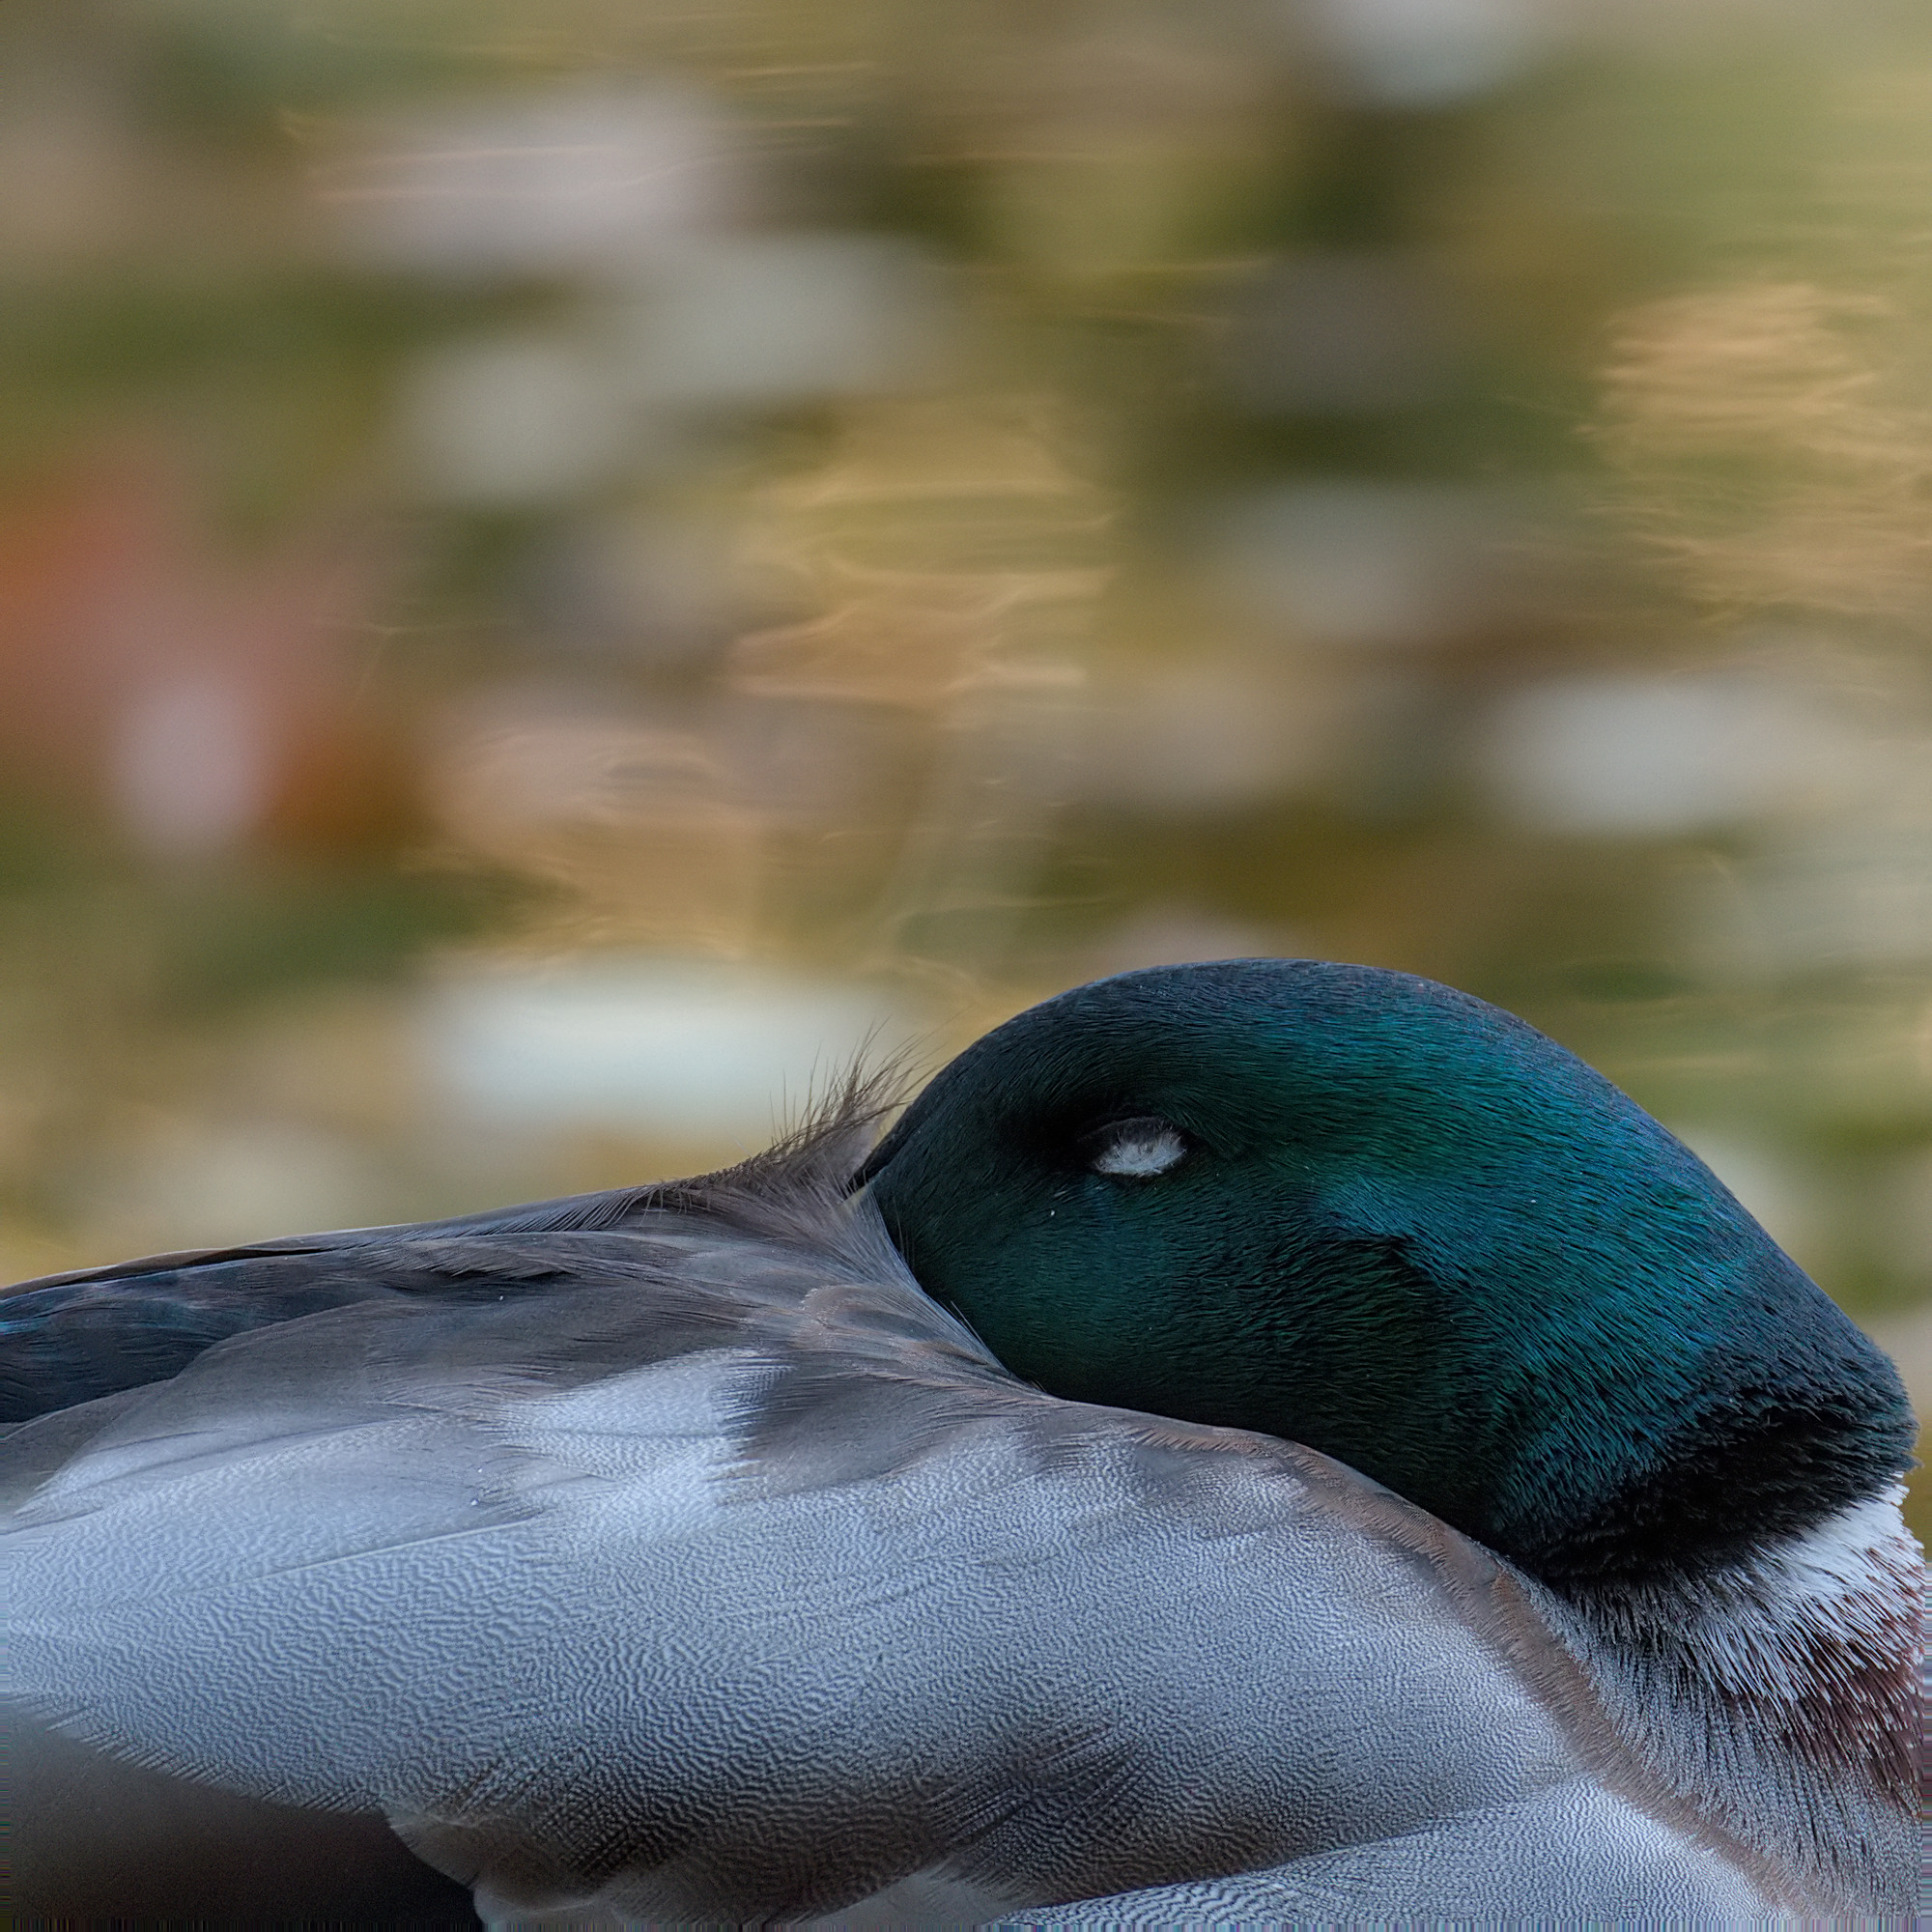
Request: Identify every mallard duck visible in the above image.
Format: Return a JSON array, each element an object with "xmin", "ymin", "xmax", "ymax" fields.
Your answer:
[{"xmin": 4, "ymin": 959, "xmax": 1920, "ymax": 1922}]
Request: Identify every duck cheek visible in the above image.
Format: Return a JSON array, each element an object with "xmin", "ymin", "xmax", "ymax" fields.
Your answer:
[{"xmin": 1180, "ymin": 1237, "xmax": 1478, "ymax": 1515}]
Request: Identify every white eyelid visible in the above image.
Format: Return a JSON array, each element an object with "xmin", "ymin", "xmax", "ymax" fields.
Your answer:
[{"xmin": 1090, "ymin": 1121, "xmax": 1189, "ymax": 1178}]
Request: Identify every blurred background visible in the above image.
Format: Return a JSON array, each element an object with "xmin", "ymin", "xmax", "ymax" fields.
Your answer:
[{"xmin": 7, "ymin": 0, "xmax": 1932, "ymax": 1519}]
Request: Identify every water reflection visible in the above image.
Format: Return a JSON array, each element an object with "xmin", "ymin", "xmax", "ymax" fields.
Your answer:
[{"xmin": 4, "ymin": 0, "xmax": 1932, "ymax": 1520}]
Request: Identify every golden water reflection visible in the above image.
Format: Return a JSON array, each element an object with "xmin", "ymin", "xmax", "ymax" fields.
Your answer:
[{"xmin": 5, "ymin": 0, "xmax": 1932, "ymax": 1522}]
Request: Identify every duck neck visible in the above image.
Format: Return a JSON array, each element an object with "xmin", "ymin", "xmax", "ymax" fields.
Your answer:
[{"xmin": 1538, "ymin": 1485, "xmax": 1922, "ymax": 1915}]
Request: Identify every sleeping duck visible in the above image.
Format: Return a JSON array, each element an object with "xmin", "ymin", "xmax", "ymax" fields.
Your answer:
[{"xmin": 4, "ymin": 959, "xmax": 1920, "ymax": 1923}]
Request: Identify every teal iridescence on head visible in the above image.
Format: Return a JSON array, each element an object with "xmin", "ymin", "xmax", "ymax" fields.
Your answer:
[{"xmin": 861, "ymin": 961, "xmax": 1916, "ymax": 1587}]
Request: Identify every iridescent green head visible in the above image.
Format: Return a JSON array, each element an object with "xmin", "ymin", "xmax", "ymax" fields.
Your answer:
[{"xmin": 861, "ymin": 961, "xmax": 1914, "ymax": 1587}]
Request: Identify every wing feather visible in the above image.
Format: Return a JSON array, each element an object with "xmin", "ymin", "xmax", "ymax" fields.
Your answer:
[
  {"xmin": 0, "ymin": 1066, "xmax": 897, "ymax": 1424},
  {"xmin": 5, "ymin": 1189, "xmax": 1791, "ymax": 1921}
]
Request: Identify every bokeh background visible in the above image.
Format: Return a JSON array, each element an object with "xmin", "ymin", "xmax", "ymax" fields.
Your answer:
[{"xmin": 8, "ymin": 0, "xmax": 1932, "ymax": 1521}]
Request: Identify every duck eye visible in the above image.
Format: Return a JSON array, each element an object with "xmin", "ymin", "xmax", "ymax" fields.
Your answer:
[{"xmin": 1081, "ymin": 1116, "xmax": 1190, "ymax": 1179}]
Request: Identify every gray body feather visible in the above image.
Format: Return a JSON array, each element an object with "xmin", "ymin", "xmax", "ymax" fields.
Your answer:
[{"xmin": 0, "ymin": 1122, "xmax": 1884, "ymax": 1920}]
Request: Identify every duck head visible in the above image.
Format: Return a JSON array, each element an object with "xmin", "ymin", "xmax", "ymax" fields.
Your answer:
[{"xmin": 860, "ymin": 960, "xmax": 1915, "ymax": 1591}]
